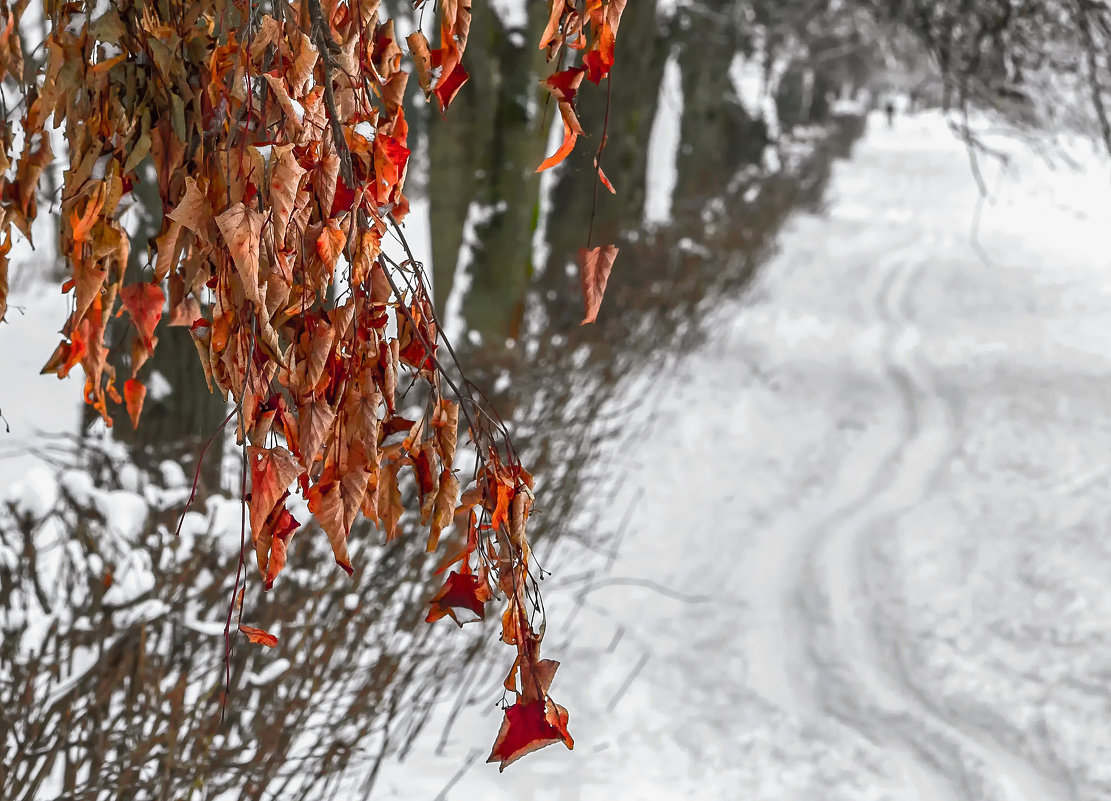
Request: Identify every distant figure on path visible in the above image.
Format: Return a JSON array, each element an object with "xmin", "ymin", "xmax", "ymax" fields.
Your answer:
[{"xmin": 884, "ymin": 98, "xmax": 896, "ymax": 127}]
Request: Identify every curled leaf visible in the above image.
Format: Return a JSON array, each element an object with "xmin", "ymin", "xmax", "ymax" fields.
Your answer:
[
  {"xmin": 239, "ymin": 624, "xmax": 278, "ymax": 647},
  {"xmin": 579, "ymin": 244, "xmax": 618, "ymax": 325}
]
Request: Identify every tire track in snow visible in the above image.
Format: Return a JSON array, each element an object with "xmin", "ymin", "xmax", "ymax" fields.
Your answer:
[{"xmin": 779, "ymin": 240, "xmax": 1070, "ymax": 801}]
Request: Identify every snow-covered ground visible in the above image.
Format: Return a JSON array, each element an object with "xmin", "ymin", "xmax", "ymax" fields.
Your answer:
[{"xmin": 359, "ymin": 112, "xmax": 1111, "ymax": 799}]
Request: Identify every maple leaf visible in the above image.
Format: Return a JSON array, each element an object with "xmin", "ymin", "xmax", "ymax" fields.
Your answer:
[
  {"xmin": 579, "ymin": 245, "xmax": 619, "ymax": 324},
  {"xmin": 123, "ymin": 378, "xmax": 146, "ymax": 429},
  {"xmin": 487, "ymin": 698, "xmax": 574, "ymax": 771},
  {"xmin": 426, "ymin": 567, "xmax": 493, "ymax": 626},
  {"xmin": 119, "ymin": 282, "xmax": 165, "ymax": 351},
  {"xmin": 239, "ymin": 624, "xmax": 279, "ymax": 647}
]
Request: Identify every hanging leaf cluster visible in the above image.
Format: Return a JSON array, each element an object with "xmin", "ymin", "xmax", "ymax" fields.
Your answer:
[{"xmin": 0, "ymin": 0, "xmax": 630, "ymax": 767}]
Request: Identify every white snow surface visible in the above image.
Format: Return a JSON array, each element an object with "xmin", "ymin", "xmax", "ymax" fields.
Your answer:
[{"xmin": 355, "ymin": 112, "xmax": 1111, "ymax": 799}]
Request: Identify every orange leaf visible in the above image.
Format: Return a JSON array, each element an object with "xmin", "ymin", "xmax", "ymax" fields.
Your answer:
[
  {"xmin": 579, "ymin": 244, "xmax": 618, "ymax": 325},
  {"xmin": 426, "ymin": 469, "xmax": 460, "ymax": 552},
  {"xmin": 315, "ymin": 224, "xmax": 347, "ymax": 270},
  {"xmin": 123, "ymin": 378, "xmax": 146, "ymax": 429},
  {"xmin": 119, "ymin": 282, "xmax": 165, "ymax": 351},
  {"xmin": 487, "ymin": 698, "xmax": 574, "ymax": 771},
  {"xmin": 70, "ymin": 188, "xmax": 105, "ymax": 245},
  {"xmin": 239, "ymin": 624, "xmax": 278, "ymax": 647},
  {"xmin": 536, "ymin": 115, "xmax": 578, "ymax": 173},
  {"xmin": 596, "ymin": 162, "xmax": 615, "ymax": 194},
  {"xmin": 490, "ymin": 481, "xmax": 513, "ymax": 530}
]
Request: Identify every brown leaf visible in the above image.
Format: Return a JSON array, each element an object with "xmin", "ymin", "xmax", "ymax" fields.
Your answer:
[
  {"xmin": 427, "ymin": 469, "xmax": 460, "ymax": 552},
  {"xmin": 151, "ymin": 220, "xmax": 183, "ymax": 282},
  {"xmin": 215, "ymin": 202, "xmax": 265, "ymax": 309},
  {"xmin": 407, "ymin": 31, "xmax": 434, "ymax": 99},
  {"xmin": 166, "ymin": 177, "xmax": 212, "ymax": 241},
  {"xmin": 376, "ymin": 455, "xmax": 404, "ymax": 541},
  {"xmin": 248, "ymin": 446, "xmax": 304, "ymax": 543},
  {"xmin": 578, "ymin": 244, "xmax": 618, "ymax": 325},
  {"xmin": 270, "ymin": 144, "xmax": 307, "ymax": 247},
  {"xmin": 306, "ymin": 468, "xmax": 369, "ymax": 575},
  {"xmin": 261, "ymin": 503, "xmax": 300, "ymax": 589},
  {"xmin": 431, "ymin": 398, "xmax": 459, "ymax": 469},
  {"xmin": 297, "ymin": 399, "xmax": 336, "ymax": 469}
]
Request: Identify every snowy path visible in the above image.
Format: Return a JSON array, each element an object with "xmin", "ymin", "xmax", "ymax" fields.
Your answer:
[{"xmin": 365, "ymin": 113, "xmax": 1111, "ymax": 799}]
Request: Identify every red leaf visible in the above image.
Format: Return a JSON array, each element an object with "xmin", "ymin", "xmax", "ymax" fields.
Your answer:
[
  {"xmin": 329, "ymin": 176, "xmax": 358, "ymax": 216},
  {"xmin": 434, "ymin": 61, "xmax": 469, "ymax": 113},
  {"xmin": 543, "ymin": 66, "xmax": 586, "ymax": 104},
  {"xmin": 579, "ymin": 245, "xmax": 618, "ymax": 325},
  {"xmin": 239, "ymin": 624, "xmax": 278, "ymax": 647},
  {"xmin": 119, "ymin": 282, "xmax": 165, "ymax": 351},
  {"xmin": 487, "ymin": 699, "xmax": 574, "ymax": 771},
  {"xmin": 426, "ymin": 569, "xmax": 492, "ymax": 626},
  {"xmin": 123, "ymin": 378, "xmax": 147, "ymax": 429}
]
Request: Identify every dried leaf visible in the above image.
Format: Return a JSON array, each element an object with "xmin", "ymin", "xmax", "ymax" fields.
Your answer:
[
  {"xmin": 578, "ymin": 245, "xmax": 618, "ymax": 325},
  {"xmin": 123, "ymin": 378, "xmax": 146, "ymax": 428},
  {"xmin": 487, "ymin": 698, "xmax": 574, "ymax": 771},
  {"xmin": 215, "ymin": 202, "xmax": 265, "ymax": 308},
  {"xmin": 239, "ymin": 624, "xmax": 278, "ymax": 647},
  {"xmin": 426, "ymin": 568, "xmax": 492, "ymax": 626},
  {"xmin": 166, "ymin": 177, "xmax": 212, "ymax": 241},
  {"xmin": 248, "ymin": 446, "xmax": 304, "ymax": 543},
  {"xmin": 119, "ymin": 282, "xmax": 165, "ymax": 351}
]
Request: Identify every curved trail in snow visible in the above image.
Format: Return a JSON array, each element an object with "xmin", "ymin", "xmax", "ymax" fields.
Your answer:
[{"xmin": 745, "ymin": 238, "xmax": 1073, "ymax": 800}]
